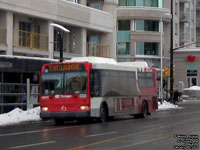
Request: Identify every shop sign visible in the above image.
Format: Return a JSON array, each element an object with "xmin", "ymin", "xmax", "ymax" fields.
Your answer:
[
  {"xmin": 0, "ymin": 61, "xmax": 13, "ymax": 68},
  {"xmin": 187, "ymin": 55, "xmax": 195, "ymax": 62}
]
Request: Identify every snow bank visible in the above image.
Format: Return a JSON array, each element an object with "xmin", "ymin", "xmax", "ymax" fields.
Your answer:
[
  {"xmin": 0, "ymin": 107, "xmax": 41, "ymax": 126},
  {"xmin": 158, "ymin": 101, "xmax": 181, "ymax": 110},
  {"xmin": 0, "ymin": 101, "xmax": 182, "ymax": 126},
  {"xmin": 184, "ymin": 86, "xmax": 200, "ymax": 91}
]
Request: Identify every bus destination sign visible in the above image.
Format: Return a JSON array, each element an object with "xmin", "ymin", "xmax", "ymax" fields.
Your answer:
[{"xmin": 45, "ymin": 64, "xmax": 84, "ymax": 72}]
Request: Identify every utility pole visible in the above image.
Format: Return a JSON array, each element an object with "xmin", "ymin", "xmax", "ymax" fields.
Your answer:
[{"xmin": 170, "ymin": 0, "xmax": 174, "ymax": 104}]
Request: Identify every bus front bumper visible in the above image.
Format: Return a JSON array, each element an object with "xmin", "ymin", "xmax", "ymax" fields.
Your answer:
[{"xmin": 40, "ymin": 111, "xmax": 90, "ymax": 120}]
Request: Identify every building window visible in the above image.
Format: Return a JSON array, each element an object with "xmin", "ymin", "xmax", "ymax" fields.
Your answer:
[
  {"xmin": 88, "ymin": 1, "xmax": 102, "ymax": 10},
  {"xmin": 136, "ymin": 42, "xmax": 159, "ymax": 55},
  {"xmin": 19, "ymin": 21, "xmax": 31, "ymax": 47},
  {"xmin": 144, "ymin": 0, "xmax": 158, "ymax": 7},
  {"xmin": 135, "ymin": 20, "xmax": 159, "ymax": 32},
  {"xmin": 73, "ymin": 0, "xmax": 80, "ymax": 4},
  {"xmin": 117, "ymin": 42, "xmax": 130, "ymax": 55},
  {"xmin": 118, "ymin": 0, "xmax": 135, "ymax": 6},
  {"xmin": 119, "ymin": 0, "xmax": 159, "ymax": 7},
  {"xmin": 186, "ymin": 64, "xmax": 198, "ymax": 87},
  {"xmin": 118, "ymin": 20, "xmax": 130, "ymax": 31}
]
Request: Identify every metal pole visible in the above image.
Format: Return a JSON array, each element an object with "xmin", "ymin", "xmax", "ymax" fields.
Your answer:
[
  {"xmin": 26, "ymin": 78, "xmax": 30, "ymax": 110},
  {"xmin": 160, "ymin": 16, "xmax": 163, "ymax": 103},
  {"xmin": 170, "ymin": 0, "xmax": 174, "ymax": 104},
  {"xmin": 59, "ymin": 30, "xmax": 63, "ymax": 62}
]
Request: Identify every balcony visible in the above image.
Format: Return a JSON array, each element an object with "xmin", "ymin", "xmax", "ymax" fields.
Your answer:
[
  {"xmin": 13, "ymin": 30, "xmax": 48, "ymax": 51},
  {"xmin": 0, "ymin": 27, "xmax": 6, "ymax": 46},
  {"xmin": 86, "ymin": 43, "xmax": 110, "ymax": 58}
]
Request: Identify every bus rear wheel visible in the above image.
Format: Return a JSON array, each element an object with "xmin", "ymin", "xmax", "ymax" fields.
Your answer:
[
  {"xmin": 99, "ymin": 105, "xmax": 108, "ymax": 123},
  {"xmin": 142, "ymin": 102, "xmax": 148, "ymax": 118}
]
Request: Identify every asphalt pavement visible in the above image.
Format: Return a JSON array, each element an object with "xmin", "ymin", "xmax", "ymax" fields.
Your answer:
[{"xmin": 0, "ymin": 100, "xmax": 200, "ymax": 150}]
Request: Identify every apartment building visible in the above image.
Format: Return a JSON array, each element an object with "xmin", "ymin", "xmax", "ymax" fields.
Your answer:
[
  {"xmin": 173, "ymin": 0, "xmax": 200, "ymax": 89},
  {"xmin": 0, "ymin": 0, "xmax": 118, "ymax": 113},
  {"xmin": 116, "ymin": 0, "xmax": 171, "ymax": 68},
  {"xmin": 0, "ymin": 0, "xmax": 117, "ymax": 59},
  {"xmin": 196, "ymin": 0, "xmax": 200, "ymax": 46}
]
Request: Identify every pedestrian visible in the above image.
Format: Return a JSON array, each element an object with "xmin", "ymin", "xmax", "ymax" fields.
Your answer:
[{"xmin": 174, "ymin": 90, "xmax": 179, "ymax": 103}]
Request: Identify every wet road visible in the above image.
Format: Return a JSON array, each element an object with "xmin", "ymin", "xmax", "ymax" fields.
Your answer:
[{"xmin": 0, "ymin": 100, "xmax": 200, "ymax": 150}]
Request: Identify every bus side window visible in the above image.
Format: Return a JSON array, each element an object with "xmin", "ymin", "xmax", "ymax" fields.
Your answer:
[{"xmin": 90, "ymin": 71, "xmax": 100, "ymax": 97}]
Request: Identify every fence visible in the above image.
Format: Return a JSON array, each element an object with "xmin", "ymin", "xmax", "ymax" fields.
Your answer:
[
  {"xmin": 86, "ymin": 43, "xmax": 110, "ymax": 58},
  {"xmin": 13, "ymin": 30, "xmax": 48, "ymax": 51},
  {"xmin": 0, "ymin": 79, "xmax": 39, "ymax": 114}
]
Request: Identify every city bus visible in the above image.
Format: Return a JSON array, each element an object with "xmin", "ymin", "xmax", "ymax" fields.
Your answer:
[{"xmin": 40, "ymin": 57, "xmax": 158, "ymax": 124}]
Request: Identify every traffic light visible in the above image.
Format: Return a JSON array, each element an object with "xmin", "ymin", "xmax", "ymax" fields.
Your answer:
[
  {"xmin": 173, "ymin": 68, "xmax": 175, "ymax": 77},
  {"xmin": 164, "ymin": 67, "xmax": 169, "ymax": 77}
]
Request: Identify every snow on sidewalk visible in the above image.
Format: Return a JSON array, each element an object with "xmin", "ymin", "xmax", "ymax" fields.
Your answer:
[
  {"xmin": 0, "ymin": 107, "xmax": 41, "ymax": 126},
  {"xmin": 158, "ymin": 101, "xmax": 181, "ymax": 110},
  {"xmin": 0, "ymin": 101, "xmax": 182, "ymax": 126}
]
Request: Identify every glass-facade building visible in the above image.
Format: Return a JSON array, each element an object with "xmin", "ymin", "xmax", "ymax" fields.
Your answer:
[{"xmin": 117, "ymin": 0, "xmax": 170, "ymax": 68}]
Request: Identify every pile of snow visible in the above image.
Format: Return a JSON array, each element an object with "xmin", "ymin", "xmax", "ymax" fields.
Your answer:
[
  {"xmin": 0, "ymin": 107, "xmax": 41, "ymax": 126},
  {"xmin": 158, "ymin": 101, "xmax": 180, "ymax": 110},
  {"xmin": 184, "ymin": 86, "xmax": 200, "ymax": 91},
  {"xmin": 0, "ymin": 101, "xmax": 181, "ymax": 126}
]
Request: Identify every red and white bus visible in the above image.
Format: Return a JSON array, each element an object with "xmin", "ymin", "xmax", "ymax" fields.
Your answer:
[{"xmin": 40, "ymin": 57, "xmax": 158, "ymax": 124}]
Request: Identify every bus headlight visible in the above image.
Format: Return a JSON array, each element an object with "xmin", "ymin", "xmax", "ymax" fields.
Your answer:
[
  {"xmin": 41, "ymin": 107, "xmax": 48, "ymax": 112},
  {"xmin": 80, "ymin": 106, "xmax": 89, "ymax": 110}
]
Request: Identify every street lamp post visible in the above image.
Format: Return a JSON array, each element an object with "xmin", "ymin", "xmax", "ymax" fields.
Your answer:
[
  {"xmin": 50, "ymin": 23, "xmax": 70, "ymax": 62},
  {"xmin": 160, "ymin": 13, "xmax": 172, "ymax": 103}
]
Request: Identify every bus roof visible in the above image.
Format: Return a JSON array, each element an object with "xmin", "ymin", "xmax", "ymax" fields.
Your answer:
[
  {"xmin": 67, "ymin": 57, "xmax": 149, "ymax": 72},
  {"xmin": 118, "ymin": 62, "xmax": 148, "ymax": 68},
  {"xmin": 70, "ymin": 56, "xmax": 117, "ymax": 65}
]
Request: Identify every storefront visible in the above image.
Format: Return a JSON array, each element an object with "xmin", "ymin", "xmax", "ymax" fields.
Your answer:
[
  {"xmin": 0, "ymin": 55, "xmax": 57, "ymax": 113},
  {"xmin": 174, "ymin": 48, "xmax": 200, "ymax": 89}
]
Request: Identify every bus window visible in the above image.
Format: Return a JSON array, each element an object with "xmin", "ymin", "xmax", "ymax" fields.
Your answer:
[
  {"xmin": 41, "ymin": 73, "xmax": 63, "ymax": 95},
  {"xmin": 64, "ymin": 72, "xmax": 88, "ymax": 94},
  {"xmin": 90, "ymin": 70, "xmax": 101, "ymax": 97},
  {"xmin": 138, "ymin": 72, "xmax": 154, "ymax": 88}
]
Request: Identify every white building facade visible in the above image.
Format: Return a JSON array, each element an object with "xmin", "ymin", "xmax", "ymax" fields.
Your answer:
[{"xmin": 0, "ymin": 0, "xmax": 117, "ymax": 59}]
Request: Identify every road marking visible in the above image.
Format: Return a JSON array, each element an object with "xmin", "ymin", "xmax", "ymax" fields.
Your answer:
[
  {"xmin": 86, "ymin": 131, "xmax": 118, "ymax": 138},
  {"xmin": 113, "ymin": 127, "xmax": 200, "ymax": 150},
  {"xmin": 0, "ymin": 126, "xmax": 79, "ymax": 137},
  {"xmin": 114, "ymin": 135, "xmax": 170, "ymax": 150},
  {"xmin": 68, "ymin": 117, "xmax": 200, "ymax": 150},
  {"xmin": 9, "ymin": 141, "xmax": 56, "ymax": 149}
]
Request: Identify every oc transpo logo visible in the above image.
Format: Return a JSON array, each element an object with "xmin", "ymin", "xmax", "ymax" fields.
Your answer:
[{"xmin": 61, "ymin": 105, "xmax": 67, "ymax": 111}]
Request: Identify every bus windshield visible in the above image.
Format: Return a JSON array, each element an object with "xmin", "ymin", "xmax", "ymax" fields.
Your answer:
[{"xmin": 41, "ymin": 71, "xmax": 88, "ymax": 95}]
